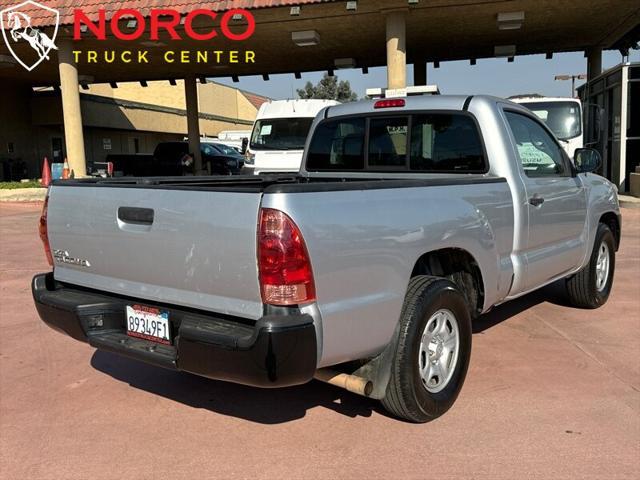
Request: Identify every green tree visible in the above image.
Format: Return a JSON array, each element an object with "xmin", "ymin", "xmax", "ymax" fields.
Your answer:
[{"xmin": 297, "ymin": 73, "xmax": 358, "ymax": 102}]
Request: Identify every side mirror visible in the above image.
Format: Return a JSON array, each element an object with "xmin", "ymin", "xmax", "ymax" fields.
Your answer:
[
  {"xmin": 241, "ymin": 137, "xmax": 248, "ymax": 155},
  {"xmin": 574, "ymin": 147, "xmax": 602, "ymax": 173}
]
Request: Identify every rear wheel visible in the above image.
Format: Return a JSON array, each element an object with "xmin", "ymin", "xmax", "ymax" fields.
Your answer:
[
  {"xmin": 381, "ymin": 276, "xmax": 472, "ymax": 423},
  {"xmin": 566, "ymin": 223, "xmax": 616, "ymax": 309}
]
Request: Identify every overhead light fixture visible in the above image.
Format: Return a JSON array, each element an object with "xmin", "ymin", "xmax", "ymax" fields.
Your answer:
[
  {"xmin": 327, "ymin": 69, "xmax": 335, "ymax": 77},
  {"xmin": 497, "ymin": 11, "xmax": 524, "ymax": 30},
  {"xmin": 262, "ymin": 74, "xmax": 269, "ymax": 81},
  {"xmin": 292, "ymin": 30, "xmax": 320, "ymax": 47},
  {"xmin": 80, "ymin": 83, "xmax": 90, "ymax": 90},
  {"xmin": 494, "ymin": 44, "xmax": 516, "ymax": 57},
  {"xmin": 346, "ymin": 1, "xmax": 357, "ymax": 11},
  {"xmin": 232, "ymin": 75, "xmax": 239, "ymax": 82},
  {"xmin": 199, "ymin": 77, "xmax": 207, "ymax": 84},
  {"xmin": 294, "ymin": 72, "xmax": 302, "ymax": 79},
  {"xmin": 140, "ymin": 80, "xmax": 148, "ymax": 87},
  {"xmin": 0, "ymin": 54, "xmax": 17, "ymax": 68},
  {"xmin": 362, "ymin": 66, "xmax": 369, "ymax": 74},
  {"xmin": 470, "ymin": 58, "xmax": 476, "ymax": 65},
  {"xmin": 140, "ymin": 41, "xmax": 166, "ymax": 47},
  {"xmin": 546, "ymin": 52, "xmax": 553, "ymax": 60},
  {"xmin": 408, "ymin": 0, "xmax": 419, "ymax": 4},
  {"xmin": 169, "ymin": 79, "xmax": 177, "ymax": 86},
  {"xmin": 126, "ymin": 19, "xmax": 138, "ymax": 29},
  {"xmin": 232, "ymin": 13, "xmax": 245, "ymax": 21},
  {"xmin": 78, "ymin": 74, "xmax": 94, "ymax": 84},
  {"xmin": 290, "ymin": 6, "xmax": 301, "ymax": 16},
  {"xmin": 109, "ymin": 81, "xmax": 118, "ymax": 88},
  {"xmin": 79, "ymin": 24, "xmax": 88, "ymax": 33},
  {"xmin": 334, "ymin": 57, "xmax": 356, "ymax": 69},
  {"xmin": 433, "ymin": 61, "xmax": 440, "ymax": 69},
  {"xmin": 507, "ymin": 56, "xmax": 514, "ymax": 63}
]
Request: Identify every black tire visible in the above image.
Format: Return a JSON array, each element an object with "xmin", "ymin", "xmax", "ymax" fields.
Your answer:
[
  {"xmin": 566, "ymin": 223, "xmax": 616, "ymax": 309},
  {"xmin": 381, "ymin": 276, "xmax": 472, "ymax": 423}
]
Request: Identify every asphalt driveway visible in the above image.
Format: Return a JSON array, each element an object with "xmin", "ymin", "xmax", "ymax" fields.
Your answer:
[{"xmin": 1, "ymin": 202, "xmax": 638, "ymax": 479}]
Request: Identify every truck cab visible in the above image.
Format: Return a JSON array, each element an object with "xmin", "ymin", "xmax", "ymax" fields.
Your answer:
[
  {"xmin": 243, "ymin": 99, "xmax": 340, "ymax": 174},
  {"xmin": 510, "ymin": 96, "xmax": 584, "ymax": 158}
]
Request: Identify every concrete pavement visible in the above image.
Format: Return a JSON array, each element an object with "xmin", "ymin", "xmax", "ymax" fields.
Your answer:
[{"xmin": 1, "ymin": 202, "xmax": 638, "ymax": 479}]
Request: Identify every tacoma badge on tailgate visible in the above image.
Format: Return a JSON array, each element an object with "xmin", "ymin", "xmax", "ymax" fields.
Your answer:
[{"xmin": 53, "ymin": 249, "xmax": 91, "ymax": 267}]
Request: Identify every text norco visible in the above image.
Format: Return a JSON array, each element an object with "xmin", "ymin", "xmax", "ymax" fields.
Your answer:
[{"xmin": 73, "ymin": 8, "xmax": 255, "ymax": 42}]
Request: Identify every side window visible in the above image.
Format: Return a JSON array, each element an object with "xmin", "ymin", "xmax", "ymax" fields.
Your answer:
[
  {"xmin": 368, "ymin": 117, "xmax": 408, "ymax": 168},
  {"xmin": 202, "ymin": 144, "xmax": 215, "ymax": 156},
  {"xmin": 306, "ymin": 118, "xmax": 365, "ymax": 170},
  {"xmin": 504, "ymin": 111, "xmax": 567, "ymax": 177},
  {"xmin": 410, "ymin": 114, "xmax": 486, "ymax": 172}
]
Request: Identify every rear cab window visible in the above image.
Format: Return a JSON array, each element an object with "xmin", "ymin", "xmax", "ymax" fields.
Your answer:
[{"xmin": 306, "ymin": 112, "xmax": 487, "ymax": 173}]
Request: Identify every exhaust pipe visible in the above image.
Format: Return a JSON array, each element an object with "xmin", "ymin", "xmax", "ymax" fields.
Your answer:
[{"xmin": 314, "ymin": 368, "xmax": 373, "ymax": 397}]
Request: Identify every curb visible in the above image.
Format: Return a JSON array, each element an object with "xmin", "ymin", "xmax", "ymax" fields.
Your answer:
[
  {"xmin": 0, "ymin": 188, "xmax": 47, "ymax": 203},
  {"xmin": 619, "ymin": 195, "xmax": 640, "ymax": 209}
]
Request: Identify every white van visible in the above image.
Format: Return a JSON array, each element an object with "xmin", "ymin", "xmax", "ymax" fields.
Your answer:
[
  {"xmin": 244, "ymin": 99, "xmax": 340, "ymax": 174},
  {"xmin": 510, "ymin": 96, "xmax": 583, "ymax": 158}
]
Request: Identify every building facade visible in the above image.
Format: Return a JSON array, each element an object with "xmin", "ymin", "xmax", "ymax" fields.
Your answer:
[
  {"xmin": 0, "ymin": 79, "xmax": 267, "ymax": 180},
  {"xmin": 578, "ymin": 62, "xmax": 639, "ymax": 194}
]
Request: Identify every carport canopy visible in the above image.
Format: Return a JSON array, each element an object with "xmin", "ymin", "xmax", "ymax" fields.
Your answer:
[
  {"xmin": 1, "ymin": 0, "xmax": 638, "ymax": 85},
  {"xmin": 0, "ymin": 0, "xmax": 638, "ymax": 176}
]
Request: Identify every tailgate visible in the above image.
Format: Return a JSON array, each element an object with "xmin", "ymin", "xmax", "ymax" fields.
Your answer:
[{"xmin": 47, "ymin": 185, "xmax": 263, "ymax": 319}]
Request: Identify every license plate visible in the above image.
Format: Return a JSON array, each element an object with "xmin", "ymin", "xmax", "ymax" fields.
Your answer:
[{"xmin": 125, "ymin": 305, "xmax": 171, "ymax": 345}]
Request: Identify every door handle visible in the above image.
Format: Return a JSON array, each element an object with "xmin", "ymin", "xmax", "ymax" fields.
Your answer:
[
  {"xmin": 529, "ymin": 196, "xmax": 545, "ymax": 207},
  {"xmin": 118, "ymin": 207, "xmax": 154, "ymax": 225}
]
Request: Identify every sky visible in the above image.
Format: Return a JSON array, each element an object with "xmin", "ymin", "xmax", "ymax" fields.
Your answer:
[{"xmin": 217, "ymin": 50, "xmax": 639, "ymax": 100}]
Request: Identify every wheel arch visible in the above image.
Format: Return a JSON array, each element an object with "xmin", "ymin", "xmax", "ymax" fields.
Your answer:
[
  {"xmin": 599, "ymin": 211, "xmax": 620, "ymax": 251},
  {"xmin": 410, "ymin": 248, "xmax": 485, "ymax": 316}
]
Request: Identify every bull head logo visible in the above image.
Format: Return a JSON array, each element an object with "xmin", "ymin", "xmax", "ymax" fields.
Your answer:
[{"xmin": 1, "ymin": 1, "xmax": 59, "ymax": 71}]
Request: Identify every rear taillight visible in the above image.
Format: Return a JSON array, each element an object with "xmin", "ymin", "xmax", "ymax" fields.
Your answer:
[
  {"xmin": 258, "ymin": 208, "xmax": 316, "ymax": 306},
  {"xmin": 39, "ymin": 191, "xmax": 53, "ymax": 266}
]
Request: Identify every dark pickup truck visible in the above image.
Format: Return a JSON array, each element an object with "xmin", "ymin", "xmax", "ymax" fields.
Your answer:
[{"xmin": 100, "ymin": 141, "xmax": 243, "ymax": 176}]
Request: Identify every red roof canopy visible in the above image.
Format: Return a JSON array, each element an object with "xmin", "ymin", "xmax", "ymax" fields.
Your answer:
[
  {"xmin": 241, "ymin": 90, "xmax": 269, "ymax": 109},
  {"xmin": 0, "ymin": 0, "xmax": 334, "ymax": 28}
]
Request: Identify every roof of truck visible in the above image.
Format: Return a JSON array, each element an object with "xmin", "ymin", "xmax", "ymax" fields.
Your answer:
[
  {"xmin": 510, "ymin": 96, "xmax": 582, "ymax": 104},
  {"xmin": 323, "ymin": 95, "xmax": 505, "ymax": 118}
]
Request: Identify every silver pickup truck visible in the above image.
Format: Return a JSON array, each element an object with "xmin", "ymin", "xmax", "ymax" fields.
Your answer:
[{"xmin": 33, "ymin": 95, "xmax": 620, "ymax": 422}]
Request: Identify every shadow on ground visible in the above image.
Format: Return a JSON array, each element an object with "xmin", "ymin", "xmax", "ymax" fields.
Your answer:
[
  {"xmin": 91, "ymin": 350, "xmax": 380, "ymax": 424},
  {"xmin": 473, "ymin": 279, "xmax": 571, "ymax": 333},
  {"xmin": 91, "ymin": 279, "xmax": 574, "ymax": 424}
]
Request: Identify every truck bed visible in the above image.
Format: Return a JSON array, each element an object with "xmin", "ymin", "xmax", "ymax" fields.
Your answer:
[
  {"xmin": 47, "ymin": 173, "xmax": 512, "ymax": 364},
  {"xmin": 57, "ymin": 173, "xmax": 505, "ymax": 192}
]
